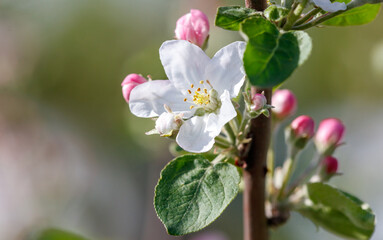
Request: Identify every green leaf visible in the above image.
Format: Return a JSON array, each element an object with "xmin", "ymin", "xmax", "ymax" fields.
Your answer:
[
  {"xmin": 264, "ymin": 5, "xmax": 289, "ymax": 22},
  {"xmin": 32, "ymin": 228, "xmax": 88, "ymax": 240},
  {"xmin": 215, "ymin": 6, "xmax": 259, "ymax": 31},
  {"xmin": 296, "ymin": 183, "xmax": 375, "ymax": 240},
  {"xmin": 323, "ymin": 1, "xmax": 381, "ymax": 26},
  {"xmin": 154, "ymin": 154, "xmax": 240, "ymax": 235},
  {"xmin": 240, "ymin": 16, "xmax": 312, "ymax": 87},
  {"xmin": 348, "ymin": 0, "xmax": 383, "ymax": 9},
  {"xmin": 298, "ymin": 207, "xmax": 374, "ymax": 240}
]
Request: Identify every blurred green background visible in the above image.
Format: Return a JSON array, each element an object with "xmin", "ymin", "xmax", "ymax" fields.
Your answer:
[{"xmin": 0, "ymin": 0, "xmax": 382, "ymax": 239}]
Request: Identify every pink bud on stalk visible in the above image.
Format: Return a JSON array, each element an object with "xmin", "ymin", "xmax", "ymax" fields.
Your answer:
[
  {"xmin": 322, "ymin": 156, "xmax": 338, "ymax": 174},
  {"xmin": 272, "ymin": 89, "xmax": 297, "ymax": 120},
  {"xmin": 286, "ymin": 115, "xmax": 314, "ymax": 149},
  {"xmin": 251, "ymin": 93, "xmax": 267, "ymax": 111},
  {"xmin": 121, "ymin": 74, "xmax": 147, "ymax": 103},
  {"xmin": 315, "ymin": 118, "xmax": 345, "ymax": 155},
  {"xmin": 175, "ymin": 9, "xmax": 210, "ymax": 48},
  {"xmin": 291, "ymin": 115, "xmax": 315, "ymax": 139}
]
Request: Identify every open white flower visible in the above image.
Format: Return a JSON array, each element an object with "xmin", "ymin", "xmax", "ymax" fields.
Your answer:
[
  {"xmin": 129, "ymin": 40, "xmax": 246, "ymax": 153},
  {"xmin": 312, "ymin": 0, "xmax": 346, "ymax": 12}
]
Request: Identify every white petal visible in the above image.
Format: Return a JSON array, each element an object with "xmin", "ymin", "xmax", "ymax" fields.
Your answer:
[
  {"xmin": 160, "ymin": 40, "xmax": 210, "ymax": 94},
  {"xmin": 312, "ymin": 0, "xmax": 346, "ymax": 12},
  {"xmin": 205, "ymin": 41, "xmax": 246, "ymax": 98},
  {"xmin": 206, "ymin": 90, "xmax": 237, "ymax": 135},
  {"xmin": 176, "ymin": 116, "xmax": 216, "ymax": 153},
  {"xmin": 176, "ymin": 90, "xmax": 237, "ymax": 153},
  {"xmin": 129, "ymin": 80, "xmax": 192, "ymax": 118}
]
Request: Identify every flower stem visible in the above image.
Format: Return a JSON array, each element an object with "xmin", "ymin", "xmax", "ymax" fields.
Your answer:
[
  {"xmin": 277, "ymin": 146, "xmax": 299, "ymax": 200},
  {"xmin": 285, "ymin": 153, "xmax": 323, "ymax": 197},
  {"xmin": 294, "ymin": 8, "xmax": 322, "ymax": 26},
  {"xmin": 224, "ymin": 123, "xmax": 237, "ymax": 144},
  {"xmin": 283, "ymin": 0, "xmax": 309, "ymax": 31},
  {"xmin": 292, "ymin": 10, "xmax": 346, "ymax": 30},
  {"xmin": 215, "ymin": 136, "xmax": 232, "ymax": 149}
]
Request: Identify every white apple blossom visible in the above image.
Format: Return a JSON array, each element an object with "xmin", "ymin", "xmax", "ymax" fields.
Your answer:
[
  {"xmin": 129, "ymin": 40, "xmax": 246, "ymax": 153},
  {"xmin": 311, "ymin": 0, "xmax": 347, "ymax": 12}
]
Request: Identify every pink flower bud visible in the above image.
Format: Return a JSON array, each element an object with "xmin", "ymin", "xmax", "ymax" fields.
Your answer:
[
  {"xmin": 315, "ymin": 118, "xmax": 345, "ymax": 155},
  {"xmin": 291, "ymin": 115, "xmax": 315, "ymax": 139},
  {"xmin": 322, "ymin": 156, "xmax": 338, "ymax": 174},
  {"xmin": 272, "ymin": 89, "xmax": 297, "ymax": 120},
  {"xmin": 175, "ymin": 9, "xmax": 210, "ymax": 48},
  {"xmin": 251, "ymin": 93, "xmax": 267, "ymax": 111},
  {"xmin": 121, "ymin": 74, "xmax": 147, "ymax": 103}
]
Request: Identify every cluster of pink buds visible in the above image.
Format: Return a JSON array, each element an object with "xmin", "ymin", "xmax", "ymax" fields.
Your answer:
[
  {"xmin": 273, "ymin": 89, "xmax": 345, "ymax": 180},
  {"xmin": 174, "ymin": 9, "xmax": 210, "ymax": 49}
]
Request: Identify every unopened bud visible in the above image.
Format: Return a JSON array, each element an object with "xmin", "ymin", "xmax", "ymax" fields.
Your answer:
[
  {"xmin": 310, "ymin": 156, "xmax": 339, "ymax": 183},
  {"xmin": 285, "ymin": 115, "xmax": 314, "ymax": 149},
  {"xmin": 155, "ymin": 112, "xmax": 183, "ymax": 137},
  {"xmin": 291, "ymin": 115, "xmax": 315, "ymax": 139},
  {"xmin": 175, "ymin": 9, "xmax": 210, "ymax": 49},
  {"xmin": 315, "ymin": 118, "xmax": 345, "ymax": 156},
  {"xmin": 322, "ymin": 156, "xmax": 338, "ymax": 174},
  {"xmin": 251, "ymin": 93, "xmax": 267, "ymax": 111},
  {"xmin": 272, "ymin": 89, "xmax": 297, "ymax": 120},
  {"xmin": 121, "ymin": 74, "xmax": 147, "ymax": 103}
]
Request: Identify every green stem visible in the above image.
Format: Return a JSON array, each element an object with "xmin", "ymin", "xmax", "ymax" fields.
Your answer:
[
  {"xmin": 266, "ymin": 121, "xmax": 280, "ymax": 198},
  {"xmin": 283, "ymin": 0, "xmax": 309, "ymax": 31},
  {"xmin": 292, "ymin": 10, "xmax": 346, "ymax": 30},
  {"xmin": 215, "ymin": 135, "xmax": 232, "ymax": 149},
  {"xmin": 224, "ymin": 123, "xmax": 237, "ymax": 144},
  {"xmin": 285, "ymin": 154, "xmax": 323, "ymax": 197},
  {"xmin": 294, "ymin": 8, "xmax": 322, "ymax": 26},
  {"xmin": 277, "ymin": 146, "xmax": 299, "ymax": 200},
  {"xmin": 238, "ymin": 112, "xmax": 251, "ymax": 141},
  {"xmin": 212, "ymin": 154, "xmax": 227, "ymax": 164}
]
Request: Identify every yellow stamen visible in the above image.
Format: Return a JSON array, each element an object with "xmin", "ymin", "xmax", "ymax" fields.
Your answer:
[
  {"xmin": 188, "ymin": 89, "xmax": 192, "ymax": 94},
  {"xmin": 190, "ymin": 84, "xmax": 194, "ymax": 88},
  {"xmin": 204, "ymin": 88, "xmax": 207, "ymax": 94},
  {"xmin": 197, "ymin": 88, "xmax": 201, "ymax": 92},
  {"xmin": 200, "ymin": 80, "xmax": 204, "ymax": 84},
  {"xmin": 190, "ymin": 106, "xmax": 194, "ymax": 109},
  {"xmin": 184, "ymin": 98, "xmax": 187, "ymax": 102}
]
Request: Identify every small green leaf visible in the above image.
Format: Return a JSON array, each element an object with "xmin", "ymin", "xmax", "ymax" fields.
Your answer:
[
  {"xmin": 240, "ymin": 16, "xmax": 312, "ymax": 87},
  {"xmin": 294, "ymin": 31, "xmax": 313, "ymax": 66},
  {"xmin": 215, "ymin": 6, "xmax": 259, "ymax": 31},
  {"xmin": 323, "ymin": 0, "xmax": 381, "ymax": 26},
  {"xmin": 32, "ymin": 228, "xmax": 88, "ymax": 240},
  {"xmin": 154, "ymin": 154, "xmax": 240, "ymax": 235},
  {"xmin": 296, "ymin": 183, "xmax": 375, "ymax": 240},
  {"xmin": 264, "ymin": 5, "xmax": 289, "ymax": 22}
]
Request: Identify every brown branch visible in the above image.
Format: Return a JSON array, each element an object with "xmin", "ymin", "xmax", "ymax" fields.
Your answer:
[
  {"xmin": 245, "ymin": 0, "xmax": 268, "ymax": 11},
  {"xmin": 242, "ymin": 87, "xmax": 271, "ymax": 240}
]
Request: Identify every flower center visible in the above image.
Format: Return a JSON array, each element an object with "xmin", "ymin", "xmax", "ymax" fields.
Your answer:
[{"xmin": 184, "ymin": 80, "xmax": 220, "ymax": 113}]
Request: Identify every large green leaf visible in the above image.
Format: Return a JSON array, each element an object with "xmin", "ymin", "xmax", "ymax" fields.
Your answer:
[
  {"xmin": 240, "ymin": 16, "xmax": 312, "ymax": 87},
  {"xmin": 296, "ymin": 183, "xmax": 375, "ymax": 240},
  {"xmin": 154, "ymin": 155, "xmax": 240, "ymax": 235},
  {"xmin": 215, "ymin": 6, "xmax": 259, "ymax": 31},
  {"xmin": 298, "ymin": 207, "xmax": 374, "ymax": 240},
  {"xmin": 32, "ymin": 228, "xmax": 88, "ymax": 240},
  {"xmin": 323, "ymin": 0, "xmax": 381, "ymax": 26}
]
